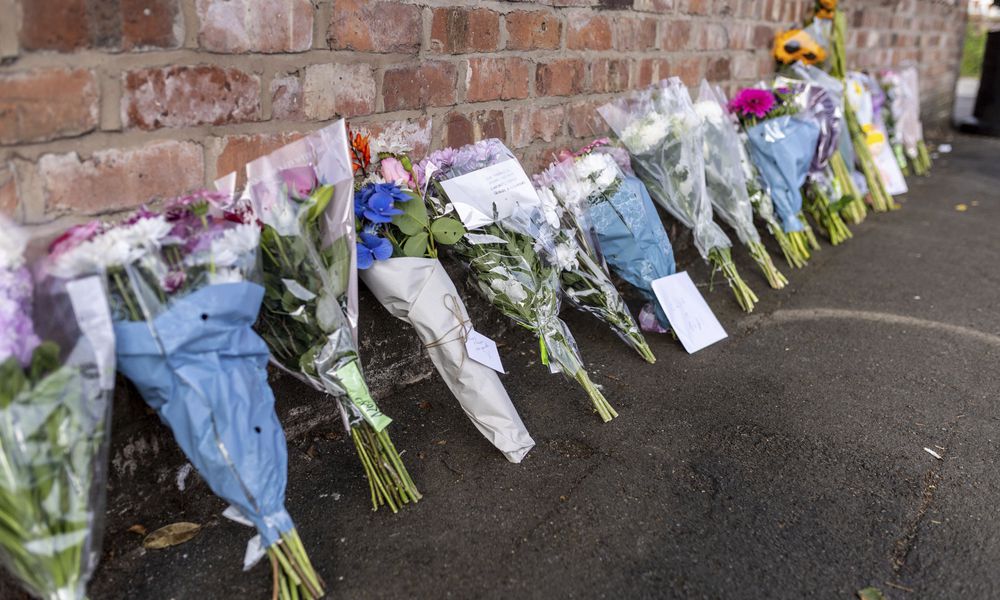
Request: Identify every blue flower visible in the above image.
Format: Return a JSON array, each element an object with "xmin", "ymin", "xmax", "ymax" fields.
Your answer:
[
  {"xmin": 355, "ymin": 182, "xmax": 412, "ymax": 224},
  {"xmin": 356, "ymin": 232, "xmax": 393, "ymax": 270}
]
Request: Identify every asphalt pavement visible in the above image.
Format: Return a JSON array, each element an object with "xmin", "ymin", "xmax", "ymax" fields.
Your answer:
[{"xmin": 10, "ymin": 134, "xmax": 1000, "ymax": 599}]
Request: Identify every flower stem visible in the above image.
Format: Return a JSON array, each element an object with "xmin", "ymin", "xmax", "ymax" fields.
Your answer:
[
  {"xmin": 806, "ymin": 183, "xmax": 853, "ymax": 246},
  {"xmin": 747, "ymin": 241, "xmax": 788, "ymax": 290},
  {"xmin": 350, "ymin": 423, "xmax": 420, "ymax": 512},
  {"xmin": 709, "ymin": 247, "xmax": 758, "ymax": 313},
  {"xmin": 767, "ymin": 221, "xmax": 807, "ymax": 269},
  {"xmin": 573, "ymin": 366, "xmax": 617, "ymax": 422}
]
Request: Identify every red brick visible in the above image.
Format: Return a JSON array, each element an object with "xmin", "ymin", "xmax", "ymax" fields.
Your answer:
[
  {"xmin": 616, "ymin": 17, "xmax": 658, "ymax": 52},
  {"xmin": 465, "ymin": 58, "xmax": 531, "ymax": 103},
  {"xmin": 20, "ymin": 0, "xmax": 181, "ymax": 51},
  {"xmin": 635, "ymin": 58, "xmax": 658, "ymax": 88},
  {"xmin": 0, "ymin": 165, "xmax": 17, "ymax": 217},
  {"xmin": 351, "ymin": 118, "xmax": 434, "ymax": 157},
  {"xmin": 706, "ymin": 56, "xmax": 732, "ymax": 81},
  {"xmin": 301, "ymin": 63, "xmax": 377, "ymax": 119},
  {"xmin": 536, "ymin": 59, "xmax": 585, "ymax": 97},
  {"xmin": 567, "ymin": 13, "xmax": 612, "ymax": 51},
  {"xmin": 511, "ymin": 105, "xmax": 564, "ymax": 148},
  {"xmin": 567, "ymin": 99, "xmax": 608, "ymax": 138},
  {"xmin": 270, "ymin": 74, "xmax": 304, "ymax": 121},
  {"xmin": 680, "ymin": 0, "xmax": 711, "ymax": 15},
  {"xmin": 328, "ymin": 0, "xmax": 421, "ymax": 53},
  {"xmin": 122, "ymin": 66, "xmax": 260, "ymax": 130},
  {"xmin": 443, "ymin": 110, "xmax": 506, "ymax": 148},
  {"xmin": 752, "ymin": 24, "xmax": 775, "ymax": 49},
  {"xmin": 382, "ymin": 62, "xmax": 457, "ymax": 112},
  {"xmin": 665, "ymin": 56, "xmax": 704, "ymax": 87},
  {"xmin": 590, "ymin": 59, "xmax": 630, "ymax": 93},
  {"xmin": 0, "ymin": 68, "xmax": 98, "ymax": 145},
  {"xmin": 430, "ymin": 7, "xmax": 501, "ymax": 54},
  {"xmin": 39, "ymin": 141, "xmax": 204, "ymax": 214},
  {"xmin": 197, "ymin": 0, "xmax": 313, "ymax": 53},
  {"xmin": 214, "ymin": 132, "xmax": 305, "ymax": 187},
  {"xmin": 699, "ymin": 22, "xmax": 730, "ymax": 51},
  {"xmin": 505, "ymin": 11, "xmax": 562, "ymax": 51},
  {"xmin": 660, "ymin": 20, "xmax": 692, "ymax": 52}
]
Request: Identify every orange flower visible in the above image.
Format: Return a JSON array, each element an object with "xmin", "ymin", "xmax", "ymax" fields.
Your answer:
[
  {"xmin": 815, "ymin": 0, "xmax": 836, "ymax": 19},
  {"xmin": 349, "ymin": 130, "xmax": 371, "ymax": 174},
  {"xmin": 773, "ymin": 29, "xmax": 828, "ymax": 66}
]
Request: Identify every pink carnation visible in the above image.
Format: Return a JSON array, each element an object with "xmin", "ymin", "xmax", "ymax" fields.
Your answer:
[{"xmin": 728, "ymin": 88, "xmax": 777, "ymax": 119}]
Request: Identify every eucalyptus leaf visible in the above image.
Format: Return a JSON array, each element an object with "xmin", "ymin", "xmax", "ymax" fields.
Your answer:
[
  {"xmin": 429, "ymin": 217, "xmax": 466, "ymax": 245},
  {"xmin": 402, "ymin": 232, "xmax": 430, "ymax": 257}
]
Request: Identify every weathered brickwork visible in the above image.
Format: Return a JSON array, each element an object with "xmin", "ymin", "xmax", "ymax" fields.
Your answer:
[{"xmin": 0, "ymin": 0, "xmax": 966, "ymax": 223}]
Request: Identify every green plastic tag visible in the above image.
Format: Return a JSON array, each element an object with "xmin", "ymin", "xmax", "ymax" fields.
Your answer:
[{"xmin": 337, "ymin": 361, "xmax": 391, "ymax": 432}]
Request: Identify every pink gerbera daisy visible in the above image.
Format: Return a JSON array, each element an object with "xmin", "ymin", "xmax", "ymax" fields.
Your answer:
[{"xmin": 729, "ymin": 88, "xmax": 777, "ymax": 120}]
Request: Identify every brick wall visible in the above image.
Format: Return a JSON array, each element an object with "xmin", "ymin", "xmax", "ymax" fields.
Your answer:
[{"xmin": 0, "ymin": 0, "xmax": 966, "ymax": 226}]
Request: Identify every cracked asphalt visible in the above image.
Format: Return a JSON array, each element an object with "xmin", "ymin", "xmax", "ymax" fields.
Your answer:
[{"xmin": 6, "ymin": 134, "xmax": 999, "ymax": 599}]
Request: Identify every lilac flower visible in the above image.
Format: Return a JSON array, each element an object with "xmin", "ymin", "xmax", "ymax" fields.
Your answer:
[
  {"xmin": 356, "ymin": 232, "xmax": 392, "ymax": 270},
  {"xmin": 279, "ymin": 166, "xmax": 318, "ymax": 200},
  {"xmin": 0, "ymin": 266, "xmax": 40, "ymax": 368}
]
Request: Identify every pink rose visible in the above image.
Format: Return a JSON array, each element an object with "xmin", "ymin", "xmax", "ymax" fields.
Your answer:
[{"xmin": 380, "ymin": 157, "xmax": 413, "ymax": 187}]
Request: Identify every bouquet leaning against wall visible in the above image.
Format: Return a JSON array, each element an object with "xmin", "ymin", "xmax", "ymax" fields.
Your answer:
[
  {"xmin": 46, "ymin": 197, "xmax": 325, "ymax": 599},
  {"xmin": 537, "ymin": 141, "xmax": 677, "ymax": 334},
  {"xmin": 420, "ymin": 139, "xmax": 618, "ymax": 423},
  {"xmin": 246, "ymin": 120, "xmax": 420, "ymax": 512},
  {"xmin": 599, "ymin": 79, "xmax": 759, "ymax": 313},
  {"xmin": 351, "ymin": 130, "xmax": 535, "ymax": 463},
  {"xmin": 0, "ymin": 218, "xmax": 116, "ymax": 600},
  {"xmin": 731, "ymin": 87, "xmax": 822, "ymax": 263},
  {"xmin": 695, "ymin": 81, "xmax": 788, "ymax": 289}
]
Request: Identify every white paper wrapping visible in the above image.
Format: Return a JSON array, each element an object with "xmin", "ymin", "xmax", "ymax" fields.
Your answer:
[{"xmin": 361, "ymin": 257, "xmax": 534, "ymax": 463}]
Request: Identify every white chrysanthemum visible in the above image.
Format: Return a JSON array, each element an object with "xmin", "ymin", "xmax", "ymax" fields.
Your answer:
[
  {"xmin": 575, "ymin": 153, "xmax": 606, "ymax": 179},
  {"xmin": 121, "ymin": 216, "xmax": 172, "ymax": 250},
  {"xmin": 208, "ymin": 268, "xmax": 245, "ymax": 285},
  {"xmin": 0, "ymin": 224, "xmax": 27, "ymax": 270},
  {"xmin": 535, "ymin": 187, "xmax": 564, "ymax": 230},
  {"xmin": 594, "ymin": 165, "xmax": 618, "ymax": 190},
  {"xmin": 209, "ymin": 223, "xmax": 260, "ymax": 268},
  {"xmin": 552, "ymin": 241, "xmax": 580, "ymax": 272},
  {"xmin": 621, "ymin": 113, "xmax": 669, "ymax": 154},
  {"xmin": 53, "ymin": 229, "xmax": 145, "ymax": 277},
  {"xmin": 490, "ymin": 278, "xmax": 527, "ymax": 304},
  {"xmin": 693, "ymin": 100, "xmax": 724, "ymax": 125}
]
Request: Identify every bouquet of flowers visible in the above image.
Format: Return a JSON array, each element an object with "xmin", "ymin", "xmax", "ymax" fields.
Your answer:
[
  {"xmin": 246, "ymin": 120, "xmax": 420, "ymax": 511},
  {"xmin": 351, "ymin": 131, "xmax": 535, "ymax": 463},
  {"xmin": 599, "ymin": 78, "xmax": 758, "ymax": 313},
  {"xmin": 774, "ymin": 78, "xmax": 854, "ymax": 245},
  {"xmin": 847, "ymin": 72, "xmax": 908, "ymax": 199},
  {"xmin": 421, "ymin": 139, "xmax": 617, "ymax": 422},
  {"xmin": 785, "ymin": 63, "xmax": 869, "ymax": 225},
  {"xmin": 730, "ymin": 86, "xmax": 822, "ymax": 262},
  {"xmin": 46, "ymin": 196, "xmax": 324, "ymax": 598},
  {"xmin": 0, "ymin": 218, "xmax": 115, "ymax": 600},
  {"xmin": 807, "ymin": 0, "xmax": 896, "ymax": 213},
  {"xmin": 532, "ymin": 157, "xmax": 655, "ymax": 363},
  {"xmin": 539, "ymin": 140, "xmax": 677, "ymax": 335},
  {"xmin": 695, "ymin": 81, "xmax": 787, "ymax": 289},
  {"xmin": 881, "ymin": 67, "xmax": 932, "ymax": 176}
]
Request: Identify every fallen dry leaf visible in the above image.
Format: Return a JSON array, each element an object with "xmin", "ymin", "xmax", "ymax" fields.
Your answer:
[
  {"xmin": 143, "ymin": 522, "xmax": 202, "ymax": 549},
  {"xmin": 857, "ymin": 587, "xmax": 886, "ymax": 600},
  {"xmin": 954, "ymin": 203, "xmax": 968, "ymax": 212},
  {"xmin": 127, "ymin": 524, "xmax": 147, "ymax": 536}
]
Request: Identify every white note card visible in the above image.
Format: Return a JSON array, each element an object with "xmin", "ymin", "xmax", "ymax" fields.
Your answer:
[
  {"xmin": 465, "ymin": 329, "xmax": 505, "ymax": 373},
  {"xmin": 651, "ymin": 272, "xmax": 727, "ymax": 354},
  {"xmin": 438, "ymin": 159, "xmax": 539, "ymax": 229}
]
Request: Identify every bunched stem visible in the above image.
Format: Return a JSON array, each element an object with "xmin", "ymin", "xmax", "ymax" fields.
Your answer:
[
  {"xmin": 350, "ymin": 422, "xmax": 420, "ymax": 513},
  {"xmin": 806, "ymin": 183, "xmax": 853, "ymax": 246},
  {"xmin": 573, "ymin": 366, "xmax": 617, "ymax": 423},
  {"xmin": 708, "ymin": 247, "xmax": 758, "ymax": 313},
  {"xmin": 767, "ymin": 221, "xmax": 808, "ymax": 269},
  {"xmin": 747, "ymin": 241, "xmax": 788, "ymax": 289}
]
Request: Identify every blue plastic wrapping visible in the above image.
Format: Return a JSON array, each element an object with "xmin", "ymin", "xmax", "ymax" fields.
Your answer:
[
  {"xmin": 114, "ymin": 281, "xmax": 293, "ymax": 546},
  {"xmin": 588, "ymin": 174, "xmax": 676, "ymax": 328},
  {"xmin": 746, "ymin": 116, "xmax": 821, "ymax": 234}
]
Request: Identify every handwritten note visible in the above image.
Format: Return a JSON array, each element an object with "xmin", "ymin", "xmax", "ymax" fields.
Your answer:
[
  {"xmin": 438, "ymin": 159, "xmax": 540, "ymax": 229},
  {"xmin": 465, "ymin": 329, "xmax": 505, "ymax": 373},
  {"xmin": 651, "ymin": 272, "xmax": 727, "ymax": 354}
]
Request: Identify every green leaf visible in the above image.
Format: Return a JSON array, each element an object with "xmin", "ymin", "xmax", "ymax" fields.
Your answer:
[
  {"xmin": 304, "ymin": 185, "xmax": 335, "ymax": 224},
  {"xmin": 402, "ymin": 232, "xmax": 429, "ymax": 257},
  {"xmin": 857, "ymin": 588, "xmax": 885, "ymax": 600},
  {"xmin": 395, "ymin": 192, "xmax": 429, "ymax": 227},
  {"xmin": 28, "ymin": 342, "xmax": 61, "ymax": 385},
  {"xmin": 429, "ymin": 217, "xmax": 466, "ymax": 245}
]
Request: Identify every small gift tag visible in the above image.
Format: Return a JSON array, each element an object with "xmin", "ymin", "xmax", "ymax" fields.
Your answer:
[
  {"xmin": 465, "ymin": 329, "xmax": 505, "ymax": 374},
  {"xmin": 651, "ymin": 272, "xmax": 727, "ymax": 354}
]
